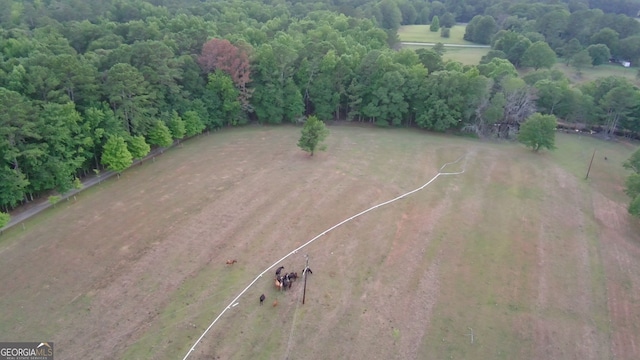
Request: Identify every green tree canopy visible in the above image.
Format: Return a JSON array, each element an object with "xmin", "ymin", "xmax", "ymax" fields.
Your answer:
[
  {"xmin": 182, "ymin": 110, "xmax": 205, "ymax": 137},
  {"xmin": 101, "ymin": 135, "xmax": 133, "ymax": 173},
  {"xmin": 464, "ymin": 15, "xmax": 497, "ymax": 45},
  {"xmin": 0, "ymin": 211, "xmax": 10, "ymax": 228},
  {"xmin": 440, "ymin": 12, "xmax": 455, "ymax": 28},
  {"xmin": 570, "ymin": 50, "xmax": 593, "ymax": 75},
  {"xmin": 477, "ymin": 58, "xmax": 518, "ymax": 81},
  {"xmin": 590, "ymin": 27, "xmax": 619, "ymax": 55},
  {"xmin": 148, "ymin": 120, "xmax": 174, "ymax": 148},
  {"xmin": 521, "ymin": 41, "xmax": 557, "ymax": 70},
  {"xmin": 624, "ymin": 148, "xmax": 640, "ymax": 216},
  {"xmin": 517, "ymin": 113, "xmax": 557, "ymax": 152},
  {"xmin": 416, "ymin": 48, "xmax": 443, "ymax": 72},
  {"xmin": 560, "ymin": 38, "xmax": 583, "ymax": 65},
  {"xmin": 624, "ymin": 148, "xmax": 640, "ymax": 173},
  {"xmin": 167, "ymin": 111, "xmax": 186, "ymax": 140},
  {"xmin": 127, "ymin": 135, "xmax": 150, "ymax": 160},
  {"xmin": 430, "ymin": 16, "xmax": 440, "ymax": 32},
  {"xmin": 587, "ymin": 44, "xmax": 611, "ymax": 66},
  {"xmin": 297, "ymin": 115, "xmax": 329, "ymax": 156}
]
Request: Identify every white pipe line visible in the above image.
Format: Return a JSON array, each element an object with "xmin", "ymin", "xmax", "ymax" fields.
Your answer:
[{"xmin": 183, "ymin": 154, "xmax": 467, "ymax": 359}]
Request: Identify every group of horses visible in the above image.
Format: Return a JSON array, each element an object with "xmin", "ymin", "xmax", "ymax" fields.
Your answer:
[
  {"xmin": 274, "ymin": 266, "xmax": 298, "ymax": 291},
  {"xmin": 227, "ymin": 260, "xmax": 304, "ymax": 306}
]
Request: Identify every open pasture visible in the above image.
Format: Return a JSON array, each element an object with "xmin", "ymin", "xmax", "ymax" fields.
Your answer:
[{"xmin": 0, "ymin": 126, "xmax": 639, "ymax": 359}]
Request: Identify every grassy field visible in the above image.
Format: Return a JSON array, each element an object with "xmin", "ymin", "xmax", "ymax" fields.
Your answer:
[
  {"xmin": 401, "ymin": 44, "xmax": 489, "ymax": 66},
  {"xmin": 398, "ymin": 24, "xmax": 474, "ymax": 45},
  {"xmin": 1, "ymin": 126, "xmax": 639, "ymax": 359},
  {"xmin": 551, "ymin": 62, "xmax": 638, "ymax": 84},
  {"xmin": 399, "ymin": 24, "xmax": 489, "ymax": 65}
]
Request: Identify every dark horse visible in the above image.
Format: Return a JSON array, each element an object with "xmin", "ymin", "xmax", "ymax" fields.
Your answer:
[
  {"xmin": 275, "ymin": 266, "xmax": 285, "ymax": 276},
  {"xmin": 260, "ymin": 294, "xmax": 266, "ymax": 305}
]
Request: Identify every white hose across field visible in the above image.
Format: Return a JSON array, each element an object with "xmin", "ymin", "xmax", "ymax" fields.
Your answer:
[{"xmin": 183, "ymin": 153, "xmax": 469, "ymax": 359}]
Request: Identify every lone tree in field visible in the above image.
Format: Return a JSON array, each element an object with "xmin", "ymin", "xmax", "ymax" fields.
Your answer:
[
  {"xmin": 101, "ymin": 135, "xmax": 133, "ymax": 173},
  {"xmin": 517, "ymin": 113, "xmax": 557, "ymax": 152},
  {"xmin": 430, "ymin": 16, "xmax": 440, "ymax": 32},
  {"xmin": 297, "ymin": 116, "xmax": 329, "ymax": 156}
]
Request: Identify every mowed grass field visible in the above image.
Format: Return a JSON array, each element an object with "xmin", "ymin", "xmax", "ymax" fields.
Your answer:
[
  {"xmin": 1, "ymin": 126, "xmax": 640, "ymax": 359},
  {"xmin": 401, "ymin": 44, "xmax": 489, "ymax": 65},
  {"xmin": 398, "ymin": 24, "xmax": 474, "ymax": 45},
  {"xmin": 399, "ymin": 24, "xmax": 490, "ymax": 65}
]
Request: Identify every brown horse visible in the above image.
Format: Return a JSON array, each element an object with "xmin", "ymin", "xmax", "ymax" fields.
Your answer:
[
  {"xmin": 226, "ymin": 259, "xmax": 237, "ymax": 265},
  {"xmin": 274, "ymin": 278, "xmax": 283, "ymax": 291}
]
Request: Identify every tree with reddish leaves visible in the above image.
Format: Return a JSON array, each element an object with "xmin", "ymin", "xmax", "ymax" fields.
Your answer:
[{"xmin": 198, "ymin": 39, "xmax": 252, "ymax": 107}]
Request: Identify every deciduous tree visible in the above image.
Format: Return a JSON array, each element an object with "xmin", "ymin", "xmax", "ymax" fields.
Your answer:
[
  {"xmin": 198, "ymin": 38, "xmax": 252, "ymax": 105},
  {"xmin": 590, "ymin": 27, "xmax": 619, "ymax": 55},
  {"xmin": 570, "ymin": 50, "xmax": 593, "ymax": 75},
  {"xmin": 148, "ymin": 120, "xmax": 173, "ymax": 148},
  {"xmin": 534, "ymin": 79, "xmax": 571, "ymax": 116},
  {"xmin": 559, "ymin": 38, "xmax": 583, "ymax": 65},
  {"xmin": 297, "ymin": 115, "xmax": 329, "ymax": 156},
  {"xmin": 167, "ymin": 111, "xmax": 186, "ymax": 140},
  {"xmin": 464, "ymin": 15, "xmax": 497, "ymax": 45},
  {"xmin": 127, "ymin": 135, "xmax": 150, "ymax": 160},
  {"xmin": 203, "ymin": 71, "xmax": 242, "ymax": 128},
  {"xmin": 182, "ymin": 110, "xmax": 205, "ymax": 137},
  {"xmin": 101, "ymin": 135, "xmax": 132, "ymax": 173},
  {"xmin": 517, "ymin": 113, "xmax": 557, "ymax": 152},
  {"xmin": 624, "ymin": 148, "xmax": 640, "ymax": 216},
  {"xmin": 521, "ymin": 41, "xmax": 557, "ymax": 70},
  {"xmin": 104, "ymin": 63, "xmax": 155, "ymax": 135},
  {"xmin": 0, "ymin": 211, "xmax": 10, "ymax": 228},
  {"xmin": 587, "ymin": 44, "xmax": 611, "ymax": 66}
]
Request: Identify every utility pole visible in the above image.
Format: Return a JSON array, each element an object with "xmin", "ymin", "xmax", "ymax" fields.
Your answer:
[
  {"xmin": 302, "ymin": 254, "xmax": 309, "ymax": 305},
  {"xmin": 585, "ymin": 149, "xmax": 596, "ymax": 180}
]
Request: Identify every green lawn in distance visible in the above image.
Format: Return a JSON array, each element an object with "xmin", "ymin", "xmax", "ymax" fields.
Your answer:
[
  {"xmin": 398, "ymin": 24, "xmax": 475, "ymax": 45},
  {"xmin": 401, "ymin": 44, "xmax": 489, "ymax": 66}
]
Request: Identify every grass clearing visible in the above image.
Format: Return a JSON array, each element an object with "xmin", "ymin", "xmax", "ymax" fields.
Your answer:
[
  {"xmin": 1, "ymin": 126, "xmax": 639, "ymax": 359},
  {"xmin": 400, "ymin": 44, "xmax": 489, "ymax": 65},
  {"xmin": 544, "ymin": 62, "xmax": 638, "ymax": 84},
  {"xmin": 442, "ymin": 46, "xmax": 490, "ymax": 65},
  {"xmin": 398, "ymin": 24, "xmax": 473, "ymax": 45}
]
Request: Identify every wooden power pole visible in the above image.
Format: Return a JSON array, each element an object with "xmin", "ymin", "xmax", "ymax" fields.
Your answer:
[
  {"xmin": 585, "ymin": 149, "xmax": 596, "ymax": 180},
  {"xmin": 302, "ymin": 255, "xmax": 309, "ymax": 305}
]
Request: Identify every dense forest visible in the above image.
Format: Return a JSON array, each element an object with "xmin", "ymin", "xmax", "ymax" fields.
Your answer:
[{"xmin": 2, "ymin": 0, "xmax": 640, "ymax": 212}]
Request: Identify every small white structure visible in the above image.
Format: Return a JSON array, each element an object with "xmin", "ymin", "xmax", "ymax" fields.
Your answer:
[{"xmin": 622, "ymin": 61, "xmax": 631, "ymax": 67}]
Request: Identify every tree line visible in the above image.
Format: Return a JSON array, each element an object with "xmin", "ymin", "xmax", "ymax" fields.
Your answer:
[{"xmin": 2, "ymin": 0, "xmax": 640, "ymax": 213}]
